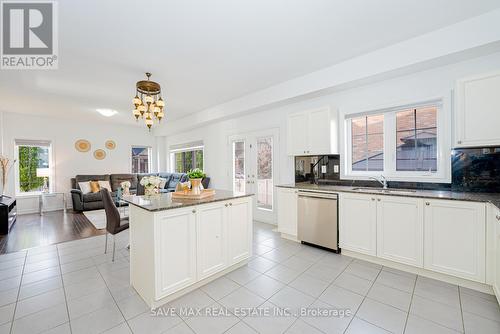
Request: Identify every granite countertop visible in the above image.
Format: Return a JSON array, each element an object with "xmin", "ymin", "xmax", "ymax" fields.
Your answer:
[
  {"xmin": 277, "ymin": 183, "xmax": 500, "ymax": 210},
  {"xmin": 122, "ymin": 190, "xmax": 253, "ymax": 212}
]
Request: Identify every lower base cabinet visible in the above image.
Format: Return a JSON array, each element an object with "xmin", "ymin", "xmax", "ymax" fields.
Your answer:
[
  {"xmin": 377, "ymin": 196, "xmax": 423, "ymax": 267},
  {"xmin": 340, "ymin": 192, "xmax": 487, "ymax": 283},
  {"xmin": 424, "ymin": 199, "xmax": 486, "ymax": 282},
  {"xmin": 156, "ymin": 208, "xmax": 197, "ymax": 297},
  {"xmin": 277, "ymin": 187, "xmax": 298, "ymax": 237},
  {"xmin": 154, "ymin": 198, "xmax": 252, "ymax": 300},
  {"xmin": 339, "ymin": 193, "xmax": 377, "ymax": 256},
  {"xmin": 494, "ymin": 207, "xmax": 500, "ymax": 299}
]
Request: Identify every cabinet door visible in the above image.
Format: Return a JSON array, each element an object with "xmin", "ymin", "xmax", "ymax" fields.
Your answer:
[
  {"xmin": 287, "ymin": 112, "xmax": 308, "ymax": 155},
  {"xmin": 155, "ymin": 208, "xmax": 196, "ymax": 298},
  {"xmin": 196, "ymin": 203, "xmax": 227, "ymax": 280},
  {"xmin": 377, "ymin": 196, "xmax": 423, "ymax": 267},
  {"xmin": 456, "ymin": 72, "xmax": 500, "ymax": 147},
  {"xmin": 277, "ymin": 187, "xmax": 298, "ymax": 237},
  {"xmin": 307, "ymin": 107, "xmax": 332, "ymax": 155},
  {"xmin": 424, "ymin": 199, "xmax": 486, "ymax": 282},
  {"xmin": 494, "ymin": 209, "xmax": 500, "ymax": 299},
  {"xmin": 339, "ymin": 193, "xmax": 377, "ymax": 256},
  {"xmin": 227, "ymin": 198, "xmax": 252, "ymax": 265}
]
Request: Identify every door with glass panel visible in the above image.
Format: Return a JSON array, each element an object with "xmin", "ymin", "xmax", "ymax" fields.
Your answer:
[{"xmin": 230, "ymin": 130, "xmax": 278, "ymax": 224}]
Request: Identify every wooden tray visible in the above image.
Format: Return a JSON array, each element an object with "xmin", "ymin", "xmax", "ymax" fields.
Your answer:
[{"xmin": 171, "ymin": 189, "xmax": 215, "ymax": 199}]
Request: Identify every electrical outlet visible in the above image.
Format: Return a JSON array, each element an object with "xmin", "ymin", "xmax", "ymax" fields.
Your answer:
[{"xmin": 334, "ymin": 165, "xmax": 339, "ymax": 173}]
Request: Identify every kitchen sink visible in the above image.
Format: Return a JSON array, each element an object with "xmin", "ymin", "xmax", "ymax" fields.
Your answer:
[{"xmin": 351, "ymin": 187, "xmax": 417, "ymax": 194}]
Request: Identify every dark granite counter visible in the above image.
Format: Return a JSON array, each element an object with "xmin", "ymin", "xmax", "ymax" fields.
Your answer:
[
  {"xmin": 277, "ymin": 183, "xmax": 500, "ymax": 210},
  {"xmin": 122, "ymin": 190, "xmax": 253, "ymax": 212}
]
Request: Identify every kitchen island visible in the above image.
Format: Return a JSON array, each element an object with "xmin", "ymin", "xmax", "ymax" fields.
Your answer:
[{"xmin": 122, "ymin": 190, "xmax": 253, "ymax": 308}]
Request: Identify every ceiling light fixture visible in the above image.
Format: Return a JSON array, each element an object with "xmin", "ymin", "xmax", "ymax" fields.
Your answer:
[
  {"xmin": 96, "ymin": 108, "xmax": 118, "ymax": 117},
  {"xmin": 132, "ymin": 72, "xmax": 165, "ymax": 131}
]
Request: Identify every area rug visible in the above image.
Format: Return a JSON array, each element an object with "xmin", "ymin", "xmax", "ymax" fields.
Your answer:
[{"xmin": 83, "ymin": 208, "xmax": 128, "ymax": 230}]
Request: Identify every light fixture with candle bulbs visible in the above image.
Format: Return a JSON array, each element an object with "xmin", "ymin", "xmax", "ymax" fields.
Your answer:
[{"xmin": 132, "ymin": 72, "xmax": 165, "ymax": 131}]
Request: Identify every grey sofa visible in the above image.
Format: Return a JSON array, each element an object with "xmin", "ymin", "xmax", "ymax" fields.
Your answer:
[{"xmin": 70, "ymin": 172, "xmax": 194, "ymax": 212}]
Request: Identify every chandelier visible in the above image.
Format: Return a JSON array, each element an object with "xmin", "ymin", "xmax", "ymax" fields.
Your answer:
[{"xmin": 132, "ymin": 72, "xmax": 165, "ymax": 130}]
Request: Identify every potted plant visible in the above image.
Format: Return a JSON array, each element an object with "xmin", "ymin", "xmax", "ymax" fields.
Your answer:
[
  {"xmin": 187, "ymin": 168, "xmax": 206, "ymax": 195},
  {"xmin": 140, "ymin": 176, "xmax": 161, "ymax": 196}
]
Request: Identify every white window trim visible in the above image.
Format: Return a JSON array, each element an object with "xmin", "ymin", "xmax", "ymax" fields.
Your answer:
[
  {"xmin": 14, "ymin": 139, "xmax": 54, "ymax": 195},
  {"xmin": 340, "ymin": 96, "xmax": 451, "ymax": 183},
  {"xmin": 131, "ymin": 145, "xmax": 152, "ymax": 173},
  {"xmin": 169, "ymin": 144, "xmax": 205, "ymax": 173}
]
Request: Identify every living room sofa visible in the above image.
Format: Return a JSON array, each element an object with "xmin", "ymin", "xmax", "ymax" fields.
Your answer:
[{"xmin": 70, "ymin": 172, "xmax": 194, "ymax": 212}]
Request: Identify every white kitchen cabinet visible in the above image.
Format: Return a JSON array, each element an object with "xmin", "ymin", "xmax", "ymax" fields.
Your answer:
[
  {"xmin": 287, "ymin": 112, "xmax": 308, "ymax": 155},
  {"xmin": 424, "ymin": 199, "xmax": 486, "ymax": 283},
  {"xmin": 155, "ymin": 207, "xmax": 197, "ymax": 297},
  {"xmin": 455, "ymin": 71, "xmax": 500, "ymax": 147},
  {"xmin": 493, "ymin": 206, "xmax": 500, "ymax": 301},
  {"xmin": 196, "ymin": 203, "xmax": 227, "ymax": 280},
  {"xmin": 277, "ymin": 187, "xmax": 298, "ymax": 237},
  {"xmin": 130, "ymin": 196, "xmax": 253, "ymax": 307},
  {"xmin": 287, "ymin": 107, "xmax": 337, "ymax": 155},
  {"xmin": 339, "ymin": 192, "xmax": 377, "ymax": 256},
  {"xmin": 227, "ymin": 198, "xmax": 252, "ymax": 265},
  {"xmin": 377, "ymin": 196, "xmax": 424, "ymax": 267}
]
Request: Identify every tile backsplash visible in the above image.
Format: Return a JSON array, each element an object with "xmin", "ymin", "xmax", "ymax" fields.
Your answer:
[{"xmin": 452, "ymin": 147, "xmax": 500, "ymax": 192}]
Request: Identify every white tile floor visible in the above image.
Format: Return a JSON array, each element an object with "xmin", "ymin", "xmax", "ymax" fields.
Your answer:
[{"xmin": 0, "ymin": 222, "xmax": 499, "ymax": 333}]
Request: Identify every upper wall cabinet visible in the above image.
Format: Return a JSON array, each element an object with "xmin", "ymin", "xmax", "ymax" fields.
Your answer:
[
  {"xmin": 287, "ymin": 107, "xmax": 338, "ymax": 155},
  {"xmin": 455, "ymin": 71, "xmax": 500, "ymax": 147}
]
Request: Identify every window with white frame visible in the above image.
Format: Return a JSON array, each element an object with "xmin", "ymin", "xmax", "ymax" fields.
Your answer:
[
  {"xmin": 131, "ymin": 146, "xmax": 152, "ymax": 173},
  {"xmin": 14, "ymin": 139, "xmax": 52, "ymax": 194},
  {"xmin": 345, "ymin": 100, "xmax": 442, "ymax": 180},
  {"xmin": 169, "ymin": 142, "xmax": 204, "ymax": 173}
]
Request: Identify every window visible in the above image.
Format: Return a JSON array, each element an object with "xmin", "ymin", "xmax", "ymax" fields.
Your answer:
[
  {"xmin": 396, "ymin": 107, "xmax": 437, "ymax": 171},
  {"xmin": 170, "ymin": 143, "xmax": 204, "ymax": 173},
  {"xmin": 351, "ymin": 114, "xmax": 384, "ymax": 171},
  {"xmin": 345, "ymin": 100, "xmax": 443, "ymax": 180},
  {"xmin": 15, "ymin": 140, "xmax": 52, "ymax": 193},
  {"xmin": 131, "ymin": 146, "xmax": 152, "ymax": 173}
]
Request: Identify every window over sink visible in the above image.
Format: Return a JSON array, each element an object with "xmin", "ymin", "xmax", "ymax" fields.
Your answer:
[{"xmin": 344, "ymin": 99, "xmax": 446, "ymax": 182}]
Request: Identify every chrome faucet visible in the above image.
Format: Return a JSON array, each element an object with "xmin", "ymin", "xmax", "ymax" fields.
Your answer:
[{"xmin": 369, "ymin": 175, "xmax": 388, "ymax": 189}]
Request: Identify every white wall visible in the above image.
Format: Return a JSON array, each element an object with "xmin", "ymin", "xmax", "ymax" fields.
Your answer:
[
  {"xmin": 0, "ymin": 112, "xmax": 156, "ymax": 213},
  {"xmin": 160, "ymin": 51, "xmax": 500, "ymax": 192}
]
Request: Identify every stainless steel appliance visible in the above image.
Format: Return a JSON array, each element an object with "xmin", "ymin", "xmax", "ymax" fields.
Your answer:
[{"xmin": 297, "ymin": 190, "xmax": 339, "ymax": 252}]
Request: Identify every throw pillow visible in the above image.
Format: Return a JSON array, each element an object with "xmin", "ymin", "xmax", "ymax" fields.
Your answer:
[
  {"xmin": 159, "ymin": 177, "xmax": 168, "ymax": 189},
  {"xmin": 89, "ymin": 181, "xmax": 100, "ymax": 193},
  {"xmin": 98, "ymin": 180, "xmax": 112, "ymax": 192},
  {"xmin": 78, "ymin": 181, "xmax": 92, "ymax": 194}
]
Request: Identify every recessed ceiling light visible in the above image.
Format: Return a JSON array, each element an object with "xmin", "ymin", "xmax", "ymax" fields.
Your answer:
[{"xmin": 96, "ymin": 108, "xmax": 118, "ymax": 117}]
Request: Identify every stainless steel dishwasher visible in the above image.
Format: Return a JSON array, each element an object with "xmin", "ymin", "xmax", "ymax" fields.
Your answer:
[{"xmin": 297, "ymin": 190, "xmax": 339, "ymax": 252}]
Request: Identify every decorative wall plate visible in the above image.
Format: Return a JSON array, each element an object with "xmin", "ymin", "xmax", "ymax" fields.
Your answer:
[
  {"xmin": 75, "ymin": 139, "xmax": 91, "ymax": 152},
  {"xmin": 94, "ymin": 149, "xmax": 106, "ymax": 160},
  {"xmin": 105, "ymin": 140, "xmax": 116, "ymax": 150}
]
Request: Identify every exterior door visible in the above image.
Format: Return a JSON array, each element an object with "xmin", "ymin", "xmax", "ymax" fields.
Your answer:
[{"xmin": 230, "ymin": 129, "xmax": 278, "ymax": 224}]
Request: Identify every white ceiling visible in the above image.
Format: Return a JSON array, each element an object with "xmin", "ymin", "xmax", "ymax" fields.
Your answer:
[{"xmin": 1, "ymin": 0, "xmax": 500, "ymax": 126}]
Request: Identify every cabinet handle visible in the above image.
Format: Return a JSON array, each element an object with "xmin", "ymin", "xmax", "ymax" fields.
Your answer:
[
  {"xmin": 229, "ymin": 203, "xmax": 233, "ymax": 206},
  {"xmin": 377, "ymin": 198, "xmax": 381, "ymax": 202},
  {"xmin": 225, "ymin": 204, "xmax": 228, "ymax": 207},
  {"xmin": 371, "ymin": 198, "xmax": 375, "ymax": 201},
  {"xmin": 457, "ymin": 140, "xmax": 462, "ymax": 144},
  {"xmin": 192, "ymin": 209, "xmax": 196, "ymax": 213},
  {"xmin": 496, "ymin": 214, "xmax": 500, "ymax": 221},
  {"xmin": 425, "ymin": 202, "xmax": 430, "ymax": 206}
]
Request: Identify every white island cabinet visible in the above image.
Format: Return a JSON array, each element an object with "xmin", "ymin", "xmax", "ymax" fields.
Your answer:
[{"xmin": 125, "ymin": 192, "xmax": 253, "ymax": 308}]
